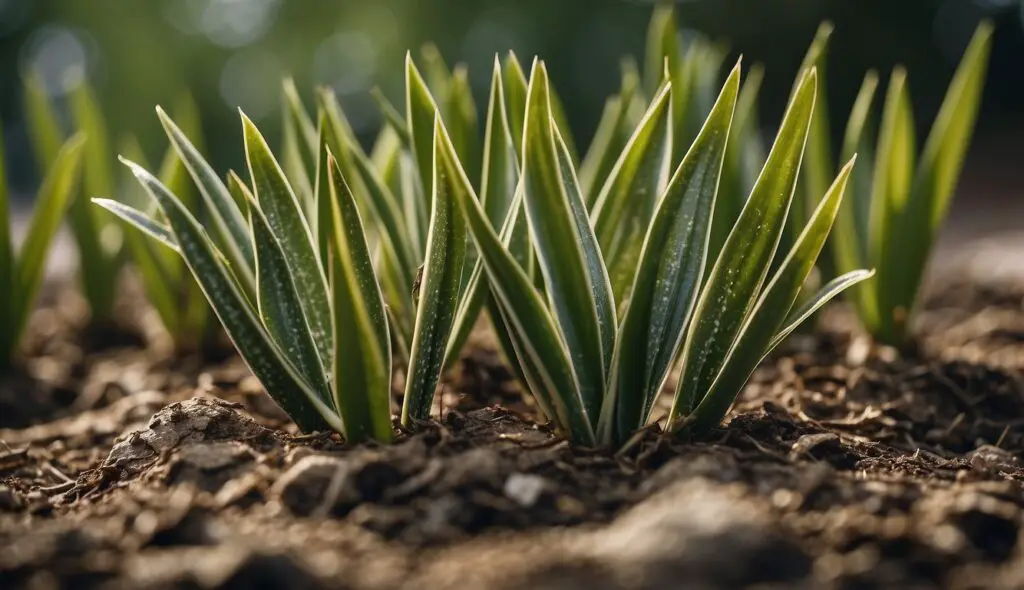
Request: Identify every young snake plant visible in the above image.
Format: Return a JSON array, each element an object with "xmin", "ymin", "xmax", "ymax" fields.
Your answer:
[
  {"xmin": 831, "ymin": 24, "xmax": 991, "ymax": 346},
  {"xmin": 458, "ymin": 59, "xmax": 873, "ymax": 447},
  {"xmin": 96, "ymin": 57, "xmax": 473, "ymax": 440},
  {"xmin": 1, "ymin": 131, "xmax": 85, "ymax": 365},
  {"xmin": 806, "ymin": 22, "xmax": 992, "ymax": 345}
]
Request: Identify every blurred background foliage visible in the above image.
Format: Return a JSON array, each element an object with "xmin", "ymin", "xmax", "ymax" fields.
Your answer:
[{"xmin": 1, "ymin": 0, "xmax": 1022, "ymax": 197}]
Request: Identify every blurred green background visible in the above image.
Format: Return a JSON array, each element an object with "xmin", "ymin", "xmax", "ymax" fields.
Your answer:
[{"xmin": 2, "ymin": 0, "xmax": 1022, "ymax": 200}]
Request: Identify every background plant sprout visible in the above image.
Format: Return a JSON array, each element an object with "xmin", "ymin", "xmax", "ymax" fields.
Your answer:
[
  {"xmin": 116, "ymin": 96, "xmax": 220, "ymax": 355},
  {"xmin": 807, "ymin": 22, "xmax": 992, "ymax": 346},
  {"xmin": 24, "ymin": 77, "xmax": 123, "ymax": 326},
  {"xmin": 1, "ymin": 131, "xmax": 84, "ymax": 366}
]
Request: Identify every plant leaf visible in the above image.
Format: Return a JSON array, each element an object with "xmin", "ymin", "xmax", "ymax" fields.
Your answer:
[
  {"xmin": 502, "ymin": 52, "xmax": 529, "ymax": 156},
  {"xmin": 93, "ymin": 198, "xmax": 179, "ymax": 252},
  {"xmin": 123, "ymin": 158, "xmax": 337, "ymax": 433},
  {"xmin": 281, "ymin": 78, "xmax": 318, "ymax": 222},
  {"xmin": 228, "ymin": 172, "xmax": 332, "ymax": 407},
  {"xmin": 446, "ymin": 65, "xmax": 481, "ymax": 185},
  {"xmin": 0, "ymin": 122, "xmax": 10, "ymax": 357},
  {"xmin": 327, "ymin": 154, "xmax": 393, "ymax": 443},
  {"xmin": 867, "ymin": 68, "xmax": 916, "ymax": 343},
  {"xmin": 686, "ymin": 158, "xmax": 857, "ymax": 435},
  {"xmin": 401, "ymin": 116, "xmax": 470, "ymax": 423},
  {"xmin": 443, "ymin": 57, "xmax": 522, "ymax": 369},
  {"xmin": 69, "ymin": 81, "xmax": 120, "ymax": 321},
  {"xmin": 157, "ymin": 106, "xmax": 256, "ymax": 297},
  {"xmin": 23, "ymin": 72, "xmax": 63, "ymax": 171},
  {"xmin": 242, "ymin": 113, "xmax": 334, "ymax": 373},
  {"xmin": 8, "ymin": 135, "xmax": 84, "ymax": 359},
  {"xmin": 522, "ymin": 60, "xmax": 615, "ymax": 425},
  {"xmin": 406, "ymin": 53, "xmax": 440, "ymax": 240},
  {"xmin": 673, "ymin": 69, "xmax": 817, "ymax": 419},
  {"xmin": 579, "ymin": 62, "xmax": 641, "ymax": 206},
  {"xmin": 451, "ymin": 146, "xmax": 594, "ymax": 445},
  {"xmin": 894, "ymin": 22, "xmax": 992, "ymax": 330},
  {"xmin": 602, "ymin": 63, "xmax": 739, "ymax": 445},
  {"xmin": 591, "ymin": 80, "xmax": 673, "ymax": 304}
]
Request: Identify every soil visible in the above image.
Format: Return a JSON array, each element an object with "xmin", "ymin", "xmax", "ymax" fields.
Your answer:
[{"xmin": 3, "ymin": 266, "xmax": 1024, "ymax": 590}]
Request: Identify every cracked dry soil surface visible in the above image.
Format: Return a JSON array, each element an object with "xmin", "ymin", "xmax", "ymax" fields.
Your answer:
[{"xmin": 2, "ymin": 274, "xmax": 1024, "ymax": 589}]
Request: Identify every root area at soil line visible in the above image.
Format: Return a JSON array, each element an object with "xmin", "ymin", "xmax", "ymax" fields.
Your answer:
[{"xmin": 2, "ymin": 275, "xmax": 1024, "ymax": 590}]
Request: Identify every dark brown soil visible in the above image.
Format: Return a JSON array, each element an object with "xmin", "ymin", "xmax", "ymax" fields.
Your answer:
[{"xmin": 3, "ymin": 269, "xmax": 1024, "ymax": 590}]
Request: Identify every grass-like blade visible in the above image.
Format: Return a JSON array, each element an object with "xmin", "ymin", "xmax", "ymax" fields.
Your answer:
[
  {"xmin": 123, "ymin": 158, "xmax": 336, "ymax": 433},
  {"xmin": 591, "ymin": 80, "xmax": 673, "ymax": 304},
  {"xmin": 894, "ymin": 22, "xmax": 992, "ymax": 330},
  {"xmin": 242, "ymin": 113, "xmax": 334, "ymax": 373},
  {"xmin": 602, "ymin": 63, "xmax": 739, "ymax": 445},
  {"xmin": 673, "ymin": 69, "xmax": 817, "ymax": 418},
  {"xmin": 523, "ymin": 60, "xmax": 615, "ymax": 424},
  {"xmin": 503, "ymin": 52, "xmax": 529, "ymax": 156},
  {"xmin": 157, "ymin": 107, "xmax": 256, "ymax": 297},
  {"xmin": 834, "ymin": 72, "xmax": 879, "ymax": 276},
  {"xmin": 7, "ymin": 135, "xmax": 84, "ymax": 360},
  {"xmin": 867, "ymin": 68, "xmax": 916, "ymax": 342},
  {"xmin": 23, "ymin": 73, "xmax": 63, "ymax": 171},
  {"xmin": 327, "ymin": 154, "xmax": 393, "ymax": 443},
  {"xmin": 686, "ymin": 158, "xmax": 856, "ymax": 434},
  {"xmin": 69, "ymin": 82, "xmax": 120, "ymax": 322},
  {"xmin": 0, "ymin": 123, "xmax": 10, "ymax": 353},
  {"xmin": 793, "ymin": 23, "xmax": 835, "ymax": 249},
  {"xmin": 402, "ymin": 117, "xmax": 470, "ymax": 423}
]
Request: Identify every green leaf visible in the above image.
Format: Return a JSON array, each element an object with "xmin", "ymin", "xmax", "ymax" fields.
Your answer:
[
  {"xmin": 443, "ymin": 57, "xmax": 522, "ymax": 369},
  {"xmin": 506, "ymin": 52, "xmax": 578, "ymax": 165},
  {"xmin": 6, "ymin": 135, "xmax": 84, "ymax": 361},
  {"xmin": 406, "ymin": 53, "xmax": 441, "ymax": 240},
  {"xmin": 793, "ymin": 23, "xmax": 835, "ymax": 271},
  {"xmin": 591, "ymin": 80, "xmax": 673, "ymax": 304},
  {"xmin": 601, "ymin": 63, "xmax": 739, "ymax": 446},
  {"xmin": 281, "ymin": 78, "xmax": 319, "ymax": 222},
  {"xmin": 685, "ymin": 158, "xmax": 857, "ymax": 434},
  {"xmin": 0, "ymin": 123, "xmax": 11, "ymax": 345},
  {"xmin": 834, "ymin": 71, "xmax": 879, "ymax": 276},
  {"xmin": 401, "ymin": 117, "xmax": 470, "ymax": 423},
  {"xmin": 94, "ymin": 197, "xmax": 183, "ymax": 340},
  {"xmin": 579, "ymin": 61, "xmax": 641, "ymax": 206},
  {"xmin": 673, "ymin": 68, "xmax": 817, "ymax": 418},
  {"xmin": 123, "ymin": 157, "xmax": 336, "ymax": 433},
  {"xmin": 69, "ymin": 81, "xmax": 120, "ymax": 321},
  {"xmin": 23, "ymin": 72, "xmax": 63, "ymax": 172},
  {"xmin": 242, "ymin": 113, "xmax": 334, "ymax": 374},
  {"xmin": 523, "ymin": 60, "xmax": 616, "ymax": 425},
  {"xmin": 867, "ymin": 68, "xmax": 916, "ymax": 343},
  {"xmin": 157, "ymin": 106, "xmax": 256, "ymax": 297},
  {"xmin": 370, "ymin": 87, "xmax": 411, "ymax": 146},
  {"xmin": 446, "ymin": 65, "xmax": 481, "ymax": 184},
  {"xmin": 714, "ymin": 64, "xmax": 766, "ymax": 262},
  {"xmin": 893, "ymin": 22, "xmax": 993, "ymax": 334},
  {"xmin": 502, "ymin": 52, "xmax": 529, "ymax": 156},
  {"xmin": 326, "ymin": 154, "xmax": 393, "ymax": 443},
  {"xmin": 228, "ymin": 172, "xmax": 332, "ymax": 407},
  {"xmin": 643, "ymin": 3, "xmax": 678, "ymax": 96},
  {"xmin": 93, "ymin": 198, "xmax": 179, "ymax": 252},
  {"xmin": 451, "ymin": 144, "xmax": 594, "ymax": 445}
]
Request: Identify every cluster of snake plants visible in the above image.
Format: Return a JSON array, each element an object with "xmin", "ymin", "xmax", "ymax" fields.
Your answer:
[
  {"xmin": 796, "ymin": 22, "xmax": 993, "ymax": 346},
  {"xmin": 96, "ymin": 50, "xmax": 491, "ymax": 441},
  {"xmin": 459, "ymin": 57, "xmax": 872, "ymax": 447},
  {"xmin": 0, "ymin": 129, "xmax": 84, "ymax": 365}
]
